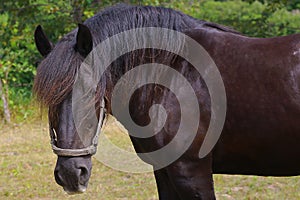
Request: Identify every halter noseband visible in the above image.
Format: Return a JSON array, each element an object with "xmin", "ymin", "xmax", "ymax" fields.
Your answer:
[{"xmin": 49, "ymin": 99, "xmax": 106, "ymax": 157}]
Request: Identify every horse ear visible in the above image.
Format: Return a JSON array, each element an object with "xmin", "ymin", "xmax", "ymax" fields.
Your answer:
[
  {"xmin": 34, "ymin": 25, "xmax": 53, "ymax": 57},
  {"xmin": 75, "ymin": 24, "xmax": 93, "ymax": 57}
]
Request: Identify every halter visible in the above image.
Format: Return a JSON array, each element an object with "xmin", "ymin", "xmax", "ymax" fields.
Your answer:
[{"xmin": 49, "ymin": 99, "xmax": 106, "ymax": 157}]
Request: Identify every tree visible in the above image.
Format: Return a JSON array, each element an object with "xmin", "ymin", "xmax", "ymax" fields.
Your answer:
[{"xmin": 0, "ymin": 74, "xmax": 10, "ymax": 123}]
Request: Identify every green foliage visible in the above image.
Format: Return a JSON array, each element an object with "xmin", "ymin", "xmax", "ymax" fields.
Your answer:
[
  {"xmin": 161, "ymin": 0, "xmax": 300, "ymax": 37},
  {"xmin": 0, "ymin": 0, "xmax": 102, "ymax": 121},
  {"xmin": 287, "ymin": 0, "xmax": 300, "ymax": 10},
  {"xmin": 0, "ymin": 0, "xmax": 299, "ymax": 122}
]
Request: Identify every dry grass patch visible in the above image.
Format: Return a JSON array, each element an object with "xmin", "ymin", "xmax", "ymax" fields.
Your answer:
[{"xmin": 0, "ymin": 116, "xmax": 299, "ymax": 199}]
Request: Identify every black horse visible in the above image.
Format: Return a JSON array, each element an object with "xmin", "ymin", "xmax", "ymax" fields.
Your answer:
[{"xmin": 33, "ymin": 4, "xmax": 300, "ymax": 199}]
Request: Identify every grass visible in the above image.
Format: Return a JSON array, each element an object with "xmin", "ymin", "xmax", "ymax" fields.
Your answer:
[{"xmin": 0, "ymin": 116, "xmax": 299, "ymax": 200}]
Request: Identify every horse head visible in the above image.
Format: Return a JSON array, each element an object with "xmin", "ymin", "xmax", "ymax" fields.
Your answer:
[{"xmin": 34, "ymin": 24, "xmax": 101, "ymax": 194}]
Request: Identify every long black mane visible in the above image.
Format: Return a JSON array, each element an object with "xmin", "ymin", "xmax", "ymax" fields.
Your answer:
[
  {"xmin": 85, "ymin": 4, "xmax": 238, "ymax": 43},
  {"xmin": 34, "ymin": 4, "xmax": 238, "ymax": 106}
]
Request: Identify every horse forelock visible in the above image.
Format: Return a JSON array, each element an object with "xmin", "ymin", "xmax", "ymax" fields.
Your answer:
[{"xmin": 33, "ymin": 31, "xmax": 81, "ymax": 106}]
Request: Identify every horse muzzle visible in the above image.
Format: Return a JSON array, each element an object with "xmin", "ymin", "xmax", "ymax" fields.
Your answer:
[{"xmin": 54, "ymin": 156, "xmax": 92, "ymax": 195}]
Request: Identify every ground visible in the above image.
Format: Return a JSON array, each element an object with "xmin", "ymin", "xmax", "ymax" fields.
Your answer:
[{"xmin": 0, "ymin": 116, "xmax": 299, "ymax": 200}]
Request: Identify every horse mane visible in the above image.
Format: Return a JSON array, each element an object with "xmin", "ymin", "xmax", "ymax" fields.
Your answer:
[
  {"xmin": 34, "ymin": 4, "xmax": 239, "ymax": 106},
  {"xmin": 84, "ymin": 4, "xmax": 239, "ymax": 43}
]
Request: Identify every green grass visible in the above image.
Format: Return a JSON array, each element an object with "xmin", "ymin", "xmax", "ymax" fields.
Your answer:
[{"xmin": 0, "ymin": 116, "xmax": 299, "ymax": 199}]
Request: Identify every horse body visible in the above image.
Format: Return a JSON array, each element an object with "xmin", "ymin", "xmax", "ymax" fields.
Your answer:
[
  {"xmin": 120, "ymin": 29, "xmax": 300, "ymax": 199},
  {"xmin": 33, "ymin": 4, "xmax": 300, "ymax": 200},
  {"xmin": 189, "ymin": 29, "xmax": 300, "ymax": 176}
]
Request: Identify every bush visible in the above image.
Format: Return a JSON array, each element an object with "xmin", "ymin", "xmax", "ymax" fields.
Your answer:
[
  {"xmin": 0, "ymin": 0, "xmax": 299, "ymax": 122},
  {"xmin": 165, "ymin": 0, "xmax": 300, "ymax": 37}
]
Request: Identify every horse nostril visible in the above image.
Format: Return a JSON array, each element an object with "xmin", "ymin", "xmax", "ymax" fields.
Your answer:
[
  {"xmin": 54, "ymin": 169, "xmax": 64, "ymax": 186},
  {"xmin": 79, "ymin": 166, "xmax": 89, "ymax": 183}
]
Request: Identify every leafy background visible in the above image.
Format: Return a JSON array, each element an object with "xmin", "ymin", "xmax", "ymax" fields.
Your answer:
[{"xmin": 0, "ymin": 0, "xmax": 300, "ymax": 122}]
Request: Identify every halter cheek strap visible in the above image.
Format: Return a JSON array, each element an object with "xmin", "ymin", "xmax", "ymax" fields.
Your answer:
[{"xmin": 49, "ymin": 99, "xmax": 106, "ymax": 157}]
